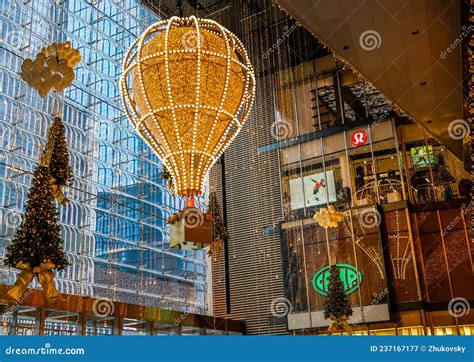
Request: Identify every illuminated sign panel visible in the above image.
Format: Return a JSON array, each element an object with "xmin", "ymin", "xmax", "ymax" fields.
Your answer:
[
  {"xmin": 312, "ymin": 264, "xmax": 362, "ymax": 296},
  {"xmin": 351, "ymin": 130, "xmax": 367, "ymax": 147}
]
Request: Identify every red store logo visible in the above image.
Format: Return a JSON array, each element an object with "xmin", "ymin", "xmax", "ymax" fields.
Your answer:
[{"xmin": 351, "ymin": 131, "xmax": 367, "ymax": 147}]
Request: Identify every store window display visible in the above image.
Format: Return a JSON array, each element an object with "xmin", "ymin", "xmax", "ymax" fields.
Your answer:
[
  {"xmin": 280, "ymin": 119, "xmax": 404, "ymax": 222},
  {"xmin": 399, "ymin": 123, "xmax": 469, "ymax": 204}
]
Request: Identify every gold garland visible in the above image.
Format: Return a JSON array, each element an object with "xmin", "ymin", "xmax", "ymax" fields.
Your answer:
[
  {"xmin": 207, "ymin": 237, "xmax": 223, "ymax": 257},
  {"xmin": 326, "ymin": 314, "xmax": 353, "ymax": 335},
  {"xmin": 5, "ymin": 261, "xmax": 60, "ymax": 304},
  {"xmin": 49, "ymin": 176, "xmax": 68, "ymax": 206},
  {"xmin": 161, "ymin": 165, "xmax": 176, "ymax": 195}
]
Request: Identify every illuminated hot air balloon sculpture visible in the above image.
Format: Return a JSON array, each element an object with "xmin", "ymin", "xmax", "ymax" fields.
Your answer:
[
  {"xmin": 120, "ymin": 16, "xmax": 255, "ymax": 198},
  {"xmin": 120, "ymin": 16, "xmax": 255, "ymax": 250}
]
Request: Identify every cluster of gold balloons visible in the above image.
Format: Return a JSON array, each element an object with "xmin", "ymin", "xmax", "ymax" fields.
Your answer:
[
  {"xmin": 313, "ymin": 205, "xmax": 344, "ymax": 229},
  {"xmin": 20, "ymin": 41, "xmax": 81, "ymax": 98}
]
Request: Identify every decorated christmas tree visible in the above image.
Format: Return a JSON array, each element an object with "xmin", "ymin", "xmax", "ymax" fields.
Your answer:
[
  {"xmin": 324, "ymin": 265, "xmax": 353, "ymax": 319},
  {"xmin": 48, "ymin": 116, "xmax": 73, "ymax": 187},
  {"xmin": 206, "ymin": 187, "xmax": 228, "ymax": 256},
  {"xmin": 324, "ymin": 265, "xmax": 353, "ymax": 334},
  {"xmin": 4, "ymin": 165, "xmax": 69, "ymax": 271},
  {"xmin": 45, "ymin": 117, "xmax": 73, "ymax": 205},
  {"xmin": 4, "ymin": 116, "xmax": 71, "ymax": 303}
]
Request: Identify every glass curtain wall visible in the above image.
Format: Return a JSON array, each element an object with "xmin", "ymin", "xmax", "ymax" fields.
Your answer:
[{"xmin": 0, "ymin": 0, "xmax": 206, "ymax": 315}]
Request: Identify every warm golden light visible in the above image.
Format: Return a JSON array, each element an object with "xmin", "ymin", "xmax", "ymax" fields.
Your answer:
[{"xmin": 120, "ymin": 16, "xmax": 255, "ymax": 197}]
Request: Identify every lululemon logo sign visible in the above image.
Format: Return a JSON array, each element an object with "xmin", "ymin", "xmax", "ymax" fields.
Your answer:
[{"xmin": 352, "ymin": 130, "xmax": 367, "ymax": 147}]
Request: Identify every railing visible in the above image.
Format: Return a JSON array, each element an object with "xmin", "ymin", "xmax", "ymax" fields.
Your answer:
[{"xmin": 0, "ymin": 284, "xmax": 245, "ymax": 336}]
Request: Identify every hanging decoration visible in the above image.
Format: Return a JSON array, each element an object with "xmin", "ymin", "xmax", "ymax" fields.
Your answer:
[
  {"xmin": 313, "ymin": 205, "xmax": 344, "ymax": 229},
  {"xmin": 4, "ymin": 166, "xmax": 69, "ymax": 304},
  {"xmin": 161, "ymin": 165, "xmax": 175, "ymax": 195},
  {"xmin": 323, "ymin": 265, "xmax": 353, "ymax": 335},
  {"xmin": 387, "ymin": 211, "xmax": 412, "ymax": 280},
  {"xmin": 20, "ymin": 41, "xmax": 81, "ymax": 98},
  {"xmin": 346, "ymin": 180, "xmax": 411, "ymax": 281},
  {"xmin": 120, "ymin": 16, "xmax": 255, "ymax": 199},
  {"xmin": 4, "ymin": 117, "xmax": 72, "ymax": 304},
  {"xmin": 342, "ymin": 206, "xmax": 386, "ymax": 280},
  {"xmin": 168, "ymin": 207, "xmax": 214, "ymax": 250},
  {"xmin": 5, "ymin": 260, "xmax": 60, "ymax": 304},
  {"xmin": 206, "ymin": 188, "xmax": 228, "ymax": 257},
  {"xmin": 41, "ymin": 117, "xmax": 74, "ymax": 205}
]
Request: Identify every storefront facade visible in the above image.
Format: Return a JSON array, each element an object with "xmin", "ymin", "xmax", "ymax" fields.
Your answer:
[{"xmin": 259, "ymin": 56, "xmax": 473, "ymax": 335}]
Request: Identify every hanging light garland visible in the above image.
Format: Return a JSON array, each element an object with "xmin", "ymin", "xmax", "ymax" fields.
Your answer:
[{"xmin": 120, "ymin": 16, "xmax": 256, "ymax": 198}]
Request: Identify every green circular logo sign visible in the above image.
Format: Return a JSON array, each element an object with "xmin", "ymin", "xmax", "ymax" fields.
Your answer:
[{"xmin": 312, "ymin": 264, "xmax": 362, "ymax": 297}]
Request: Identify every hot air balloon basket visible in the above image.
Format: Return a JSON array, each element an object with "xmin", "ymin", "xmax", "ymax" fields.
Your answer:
[{"xmin": 168, "ymin": 209, "xmax": 214, "ymax": 250}]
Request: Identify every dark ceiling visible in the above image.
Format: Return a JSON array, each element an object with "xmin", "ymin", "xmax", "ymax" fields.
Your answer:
[{"xmin": 140, "ymin": 0, "xmax": 329, "ymax": 74}]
